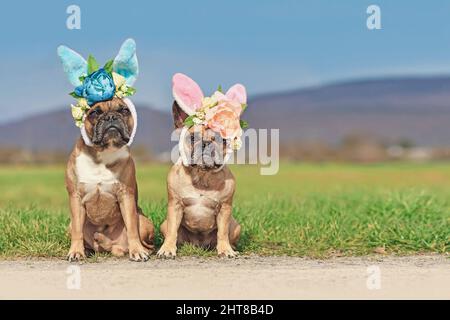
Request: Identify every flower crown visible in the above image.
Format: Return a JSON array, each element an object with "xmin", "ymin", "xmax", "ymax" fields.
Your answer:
[
  {"xmin": 69, "ymin": 59, "xmax": 136, "ymax": 127},
  {"xmin": 172, "ymin": 73, "xmax": 248, "ymax": 151},
  {"xmin": 58, "ymin": 39, "xmax": 139, "ymax": 127}
]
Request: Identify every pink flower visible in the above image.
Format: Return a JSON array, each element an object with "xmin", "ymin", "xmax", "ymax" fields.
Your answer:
[
  {"xmin": 207, "ymin": 104, "xmax": 241, "ymax": 140},
  {"xmin": 220, "ymin": 99, "xmax": 242, "ymax": 116},
  {"xmin": 208, "ymin": 94, "xmax": 243, "ymax": 115}
]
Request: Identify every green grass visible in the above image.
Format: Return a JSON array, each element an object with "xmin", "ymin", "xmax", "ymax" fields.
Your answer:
[{"xmin": 0, "ymin": 163, "xmax": 449, "ymax": 258}]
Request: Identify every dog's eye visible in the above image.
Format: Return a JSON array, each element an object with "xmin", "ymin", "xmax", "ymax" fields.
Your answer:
[
  {"xmin": 89, "ymin": 108, "xmax": 103, "ymax": 119},
  {"xmin": 118, "ymin": 107, "xmax": 130, "ymax": 115}
]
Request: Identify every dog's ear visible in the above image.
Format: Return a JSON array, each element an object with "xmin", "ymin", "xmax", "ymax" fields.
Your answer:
[
  {"xmin": 57, "ymin": 45, "xmax": 88, "ymax": 87},
  {"xmin": 113, "ymin": 38, "xmax": 139, "ymax": 86},
  {"xmin": 172, "ymin": 73, "xmax": 204, "ymax": 115},
  {"xmin": 172, "ymin": 101, "xmax": 189, "ymax": 129}
]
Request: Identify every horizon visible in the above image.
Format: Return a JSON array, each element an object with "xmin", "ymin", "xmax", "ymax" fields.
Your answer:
[
  {"xmin": 3, "ymin": 73, "xmax": 450, "ymax": 124},
  {"xmin": 1, "ymin": 0, "xmax": 450, "ymax": 123}
]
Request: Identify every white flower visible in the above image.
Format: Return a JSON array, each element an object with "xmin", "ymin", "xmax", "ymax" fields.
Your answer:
[
  {"xmin": 71, "ymin": 105, "xmax": 84, "ymax": 120},
  {"xmin": 115, "ymin": 91, "xmax": 124, "ymax": 98},
  {"xmin": 195, "ymin": 110, "xmax": 206, "ymax": 120},
  {"xmin": 193, "ymin": 117, "xmax": 204, "ymax": 125},
  {"xmin": 75, "ymin": 119, "xmax": 84, "ymax": 128},
  {"xmin": 232, "ymin": 138, "xmax": 242, "ymax": 150},
  {"xmin": 211, "ymin": 91, "xmax": 227, "ymax": 103},
  {"xmin": 112, "ymin": 72, "xmax": 126, "ymax": 88},
  {"xmin": 77, "ymin": 98, "xmax": 89, "ymax": 109},
  {"xmin": 120, "ymin": 84, "xmax": 128, "ymax": 92},
  {"xmin": 202, "ymin": 96, "xmax": 219, "ymax": 109}
]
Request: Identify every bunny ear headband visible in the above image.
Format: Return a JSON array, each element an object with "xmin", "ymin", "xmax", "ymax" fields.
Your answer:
[
  {"xmin": 172, "ymin": 73, "xmax": 249, "ymax": 156},
  {"xmin": 57, "ymin": 38, "xmax": 139, "ymax": 146}
]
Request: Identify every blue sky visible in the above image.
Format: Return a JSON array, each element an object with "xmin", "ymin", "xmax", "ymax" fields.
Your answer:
[{"xmin": 1, "ymin": 0, "xmax": 450, "ymax": 123}]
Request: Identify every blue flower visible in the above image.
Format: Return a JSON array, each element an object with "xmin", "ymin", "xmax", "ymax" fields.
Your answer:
[{"xmin": 75, "ymin": 69, "xmax": 116, "ymax": 105}]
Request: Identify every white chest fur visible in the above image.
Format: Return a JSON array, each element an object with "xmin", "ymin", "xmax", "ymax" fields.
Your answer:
[{"xmin": 75, "ymin": 148, "xmax": 128, "ymax": 185}]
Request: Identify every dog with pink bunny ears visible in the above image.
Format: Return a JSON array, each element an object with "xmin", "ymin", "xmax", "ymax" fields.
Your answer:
[{"xmin": 157, "ymin": 73, "xmax": 248, "ymax": 258}]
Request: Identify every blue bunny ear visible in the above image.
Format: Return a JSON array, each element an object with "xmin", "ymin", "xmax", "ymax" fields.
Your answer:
[
  {"xmin": 113, "ymin": 38, "xmax": 139, "ymax": 86},
  {"xmin": 57, "ymin": 45, "xmax": 88, "ymax": 87}
]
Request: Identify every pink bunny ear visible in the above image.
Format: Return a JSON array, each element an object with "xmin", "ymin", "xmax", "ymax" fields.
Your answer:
[
  {"xmin": 226, "ymin": 84, "xmax": 247, "ymax": 104},
  {"xmin": 172, "ymin": 73, "xmax": 204, "ymax": 115}
]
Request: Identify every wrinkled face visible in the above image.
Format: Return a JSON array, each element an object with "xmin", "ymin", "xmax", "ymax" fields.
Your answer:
[
  {"xmin": 181, "ymin": 125, "xmax": 228, "ymax": 170},
  {"xmin": 173, "ymin": 101, "xmax": 228, "ymax": 170},
  {"xmin": 84, "ymin": 97, "xmax": 134, "ymax": 150}
]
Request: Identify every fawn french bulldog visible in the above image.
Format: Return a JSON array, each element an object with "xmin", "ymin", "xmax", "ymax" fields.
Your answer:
[
  {"xmin": 58, "ymin": 39, "xmax": 154, "ymax": 262},
  {"xmin": 158, "ymin": 73, "xmax": 247, "ymax": 258}
]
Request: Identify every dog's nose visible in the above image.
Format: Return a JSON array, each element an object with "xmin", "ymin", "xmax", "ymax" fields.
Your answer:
[{"xmin": 202, "ymin": 141, "xmax": 211, "ymax": 149}]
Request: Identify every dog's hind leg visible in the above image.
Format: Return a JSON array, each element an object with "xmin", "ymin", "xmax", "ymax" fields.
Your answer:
[
  {"xmin": 229, "ymin": 218, "xmax": 241, "ymax": 249},
  {"xmin": 138, "ymin": 211, "xmax": 155, "ymax": 252},
  {"xmin": 93, "ymin": 232, "xmax": 113, "ymax": 251},
  {"xmin": 161, "ymin": 221, "xmax": 193, "ymax": 247},
  {"xmin": 200, "ymin": 218, "xmax": 240, "ymax": 250},
  {"xmin": 93, "ymin": 232, "xmax": 128, "ymax": 257},
  {"xmin": 160, "ymin": 219, "xmax": 168, "ymax": 238}
]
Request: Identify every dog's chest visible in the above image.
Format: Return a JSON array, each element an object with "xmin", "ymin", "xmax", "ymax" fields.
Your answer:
[
  {"xmin": 178, "ymin": 180, "xmax": 229, "ymax": 203},
  {"xmin": 181, "ymin": 194, "xmax": 221, "ymax": 232},
  {"xmin": 75, "ymin": 151, "xmax": 126, "ymax": 224},
  {"xmin": 176, "ymin": 173, "xmax": 234, "ymax": 233},
  {"xmin": 75, "ymin": 152, "xmax": 118, "ymax": 185}
]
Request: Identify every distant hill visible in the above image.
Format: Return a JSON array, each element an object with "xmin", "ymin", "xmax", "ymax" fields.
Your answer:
[
  {"xmin": 1, "ymin": 76, "xmax": 450, "ymax": 153},
  {"xmin": 0, "ymin": 106, "xmax": 174, "ymax": 153},
  {"xmin": 245, "ymin": 76, "xmax": 450, "ymax": 146}
]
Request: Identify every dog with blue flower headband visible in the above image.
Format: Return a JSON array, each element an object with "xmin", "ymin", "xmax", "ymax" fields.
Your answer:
[{"xmin": 58, "ymin": 39, "xmax": 154, "ymax": 262}]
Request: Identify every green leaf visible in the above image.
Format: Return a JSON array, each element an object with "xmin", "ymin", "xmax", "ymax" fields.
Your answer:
[
  {"xmin": 69, "ymin": 92, "xmax": 82, "ymax": 99},
  {"xmin": 184, "ymin": 115, "xmax": 195, "ymax": 128},
  {"xmin": 240, "ymin": 120, "xmax": 249, "ymax": 129},
  {"xmin": 217, "ymin": 85, "xmax": 223, "ymax": 93},
  {"xmin": 123, "ymin": 86, "xmax": 136, "ymax": 97},
  {"xmin": 127, "ymin": 86, "xmax": 136, "ymax": 95},
  {"xmin": 103, "ymin": 59, "xmax": 114, "ymax": 73},
  {"xmin": 241, "ymin": 103, "xmax": 248, "ymax": 111},
  {"xmin": 78, "ymin": 75, "xmax": 86, "ymax": 83},
  {"xmin": 87, "ymin": 55, "xmax": 100, "ymax": 74}
]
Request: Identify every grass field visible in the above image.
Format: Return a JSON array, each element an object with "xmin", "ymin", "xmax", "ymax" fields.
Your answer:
[{"xmin": 0, "ymin": 163, "xmax": 449, "ymax": 259}]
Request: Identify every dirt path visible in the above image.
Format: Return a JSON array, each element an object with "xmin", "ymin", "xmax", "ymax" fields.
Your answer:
[{"xmin": 0, "ymin": 255, "xmax": 448, "ymax": 299}]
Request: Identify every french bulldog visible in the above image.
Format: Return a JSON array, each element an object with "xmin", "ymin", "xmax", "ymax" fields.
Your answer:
[
  {"xmin": 157, "ymin": 101, "xmax": 241, "ymax": 258},
  {"xmin": 65, "ymin": 97, "xmax": 154, "ymax": 261}
]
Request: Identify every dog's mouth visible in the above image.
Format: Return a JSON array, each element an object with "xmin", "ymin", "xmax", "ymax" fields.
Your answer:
[
  {"xmin": 191, "ymin": 163, "xmax": 222, "ymax": 170},
  {"xmin": 189, "ymin": 141, "xmax": 226, "ymax": 170},
  {"xmin": 92, "ymin": 117, "xmax": 130, "ymax": 147}
]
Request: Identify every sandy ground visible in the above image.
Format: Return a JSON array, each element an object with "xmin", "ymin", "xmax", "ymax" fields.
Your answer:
[{"xmin": 0, "ymin": 255, "xmax": 448, "ymax": 300}]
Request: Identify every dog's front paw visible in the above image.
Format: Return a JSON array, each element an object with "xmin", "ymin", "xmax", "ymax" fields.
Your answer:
[
  {"xmin": 157, "ymin": 243, "xmax": 177, "ymax": 259},
  {"xmin": 129, "ymin": 242, "xmax": 150, "ymax": 262},
  {"xmin": 217, "ymin": 243, "xmax": 238, "ymax": 258},
  {"xmin": 67, "ymin": 242, "xmax": 86, "ymax": 262}
]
